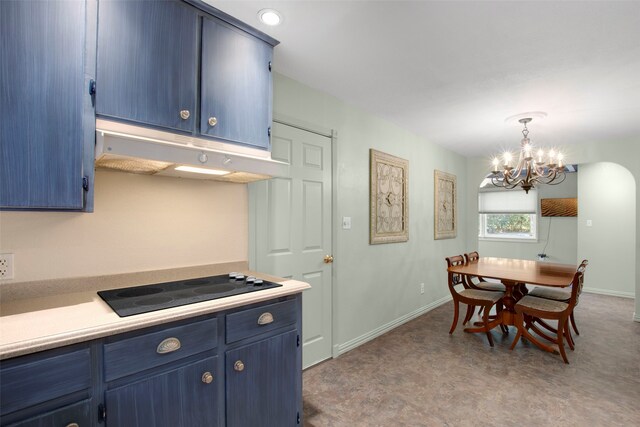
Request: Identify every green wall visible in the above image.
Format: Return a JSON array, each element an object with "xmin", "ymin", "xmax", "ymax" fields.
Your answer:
[{"xmin": 273, "ymin": 73, "xmax": 470, "ymax": 353}]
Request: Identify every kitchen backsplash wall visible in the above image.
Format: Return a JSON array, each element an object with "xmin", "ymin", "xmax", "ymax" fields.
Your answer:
[{"xmin": 0, "ymin": 170, "xmax": 248, "ymax": 282}]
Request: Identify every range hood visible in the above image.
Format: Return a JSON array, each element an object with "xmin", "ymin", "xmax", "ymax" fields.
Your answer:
[{"xmin": 95, "ymin": 119, "xmax": 288, "ymax": 183}]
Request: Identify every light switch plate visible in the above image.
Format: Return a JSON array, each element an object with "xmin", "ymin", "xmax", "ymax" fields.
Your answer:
[
  {"xmin": 342, "ymin": 216, "xmax": 352, "ymax": 230},
  {"xmin": 586, "ymin": 219, "xmax": 593, "ymax": 227}
]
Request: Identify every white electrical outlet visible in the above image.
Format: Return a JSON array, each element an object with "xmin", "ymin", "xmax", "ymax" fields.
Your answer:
[
  {"xmin": 0, "ymin": 253, "xmax": 14, "ymax": 280},
  {"xmin": 420, "ymin": 283, "xmax": 425, "ymax": 294}
]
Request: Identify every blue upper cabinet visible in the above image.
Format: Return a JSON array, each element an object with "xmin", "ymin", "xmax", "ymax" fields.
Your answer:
[
  {"xmin": 200, "ymin": 17, "xmax": 273, "ymax": 149},
  {"xmin": 96, "ymin": 0, "xmax": 198, "ymax": 132},
  {"xmin": 0, "ymin": 0, "xmax": 95, "ymax": 211},
  {"xmin": 95, "ymin": 0, "xmax": 277, "ymax": 149}
]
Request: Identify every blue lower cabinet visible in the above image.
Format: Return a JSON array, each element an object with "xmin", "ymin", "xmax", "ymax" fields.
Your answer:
[
  {"xmin": 105, "ymin": 356, "xmax": 219, "ymax": 427},
  {"xmin": 0, "ymin": 295, "xmax": 302, "ymax": 426},
  {"xmin": 226, "ymin": 330, "xmax": 299, "ymax": 427},
  {"xmin": 6, "ymin": 400, "xmax": 91, "ymax": 427}
]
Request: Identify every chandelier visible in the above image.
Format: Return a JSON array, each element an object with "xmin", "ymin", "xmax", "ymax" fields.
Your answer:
[{"xmin": 490, "ymin": 118, "xmax": 566, "ymax": 193}]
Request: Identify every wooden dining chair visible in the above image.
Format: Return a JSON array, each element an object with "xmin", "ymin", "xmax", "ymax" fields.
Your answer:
[
  {"xmin": 509, "ymin": 262, "xmax": 587, "ymax": 363},
  {"xmin": 462, "ymin": 252, "xmax": 507, "ymax": 331},
  {"xmin": 463, "ymin": 252, "xmax": 506, "ymax": 292},
  {"xmin": 526, "ymin": 259, "xmax": 588, "ymax": 340},
  {"xmin": 446, "ymin": 255, "xmax": 505, "ymax": 347}
]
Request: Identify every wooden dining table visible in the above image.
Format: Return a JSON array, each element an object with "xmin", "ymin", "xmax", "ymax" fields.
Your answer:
[{"xmin": 447, "ymin": 257, "xmax": 576, "ymax": 332}]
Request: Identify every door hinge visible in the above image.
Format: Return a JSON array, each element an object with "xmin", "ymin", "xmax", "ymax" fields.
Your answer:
[
  {"xmin": 268, "ymin": 127, "xmax": 271, "ymax": 137},
  {"xmin": 297, "ymin": 411, "xmax": 300, "ymax": 424},
  {"xmin": 296, "ymin": 334, "xmax": 300, "ymax": 347},
  {"xmin": 268, "ymin": 61, "xmax": 272, "ymax": 72},
  {"xmin": 98, "ymin": 403, "xmax": 106, "ymax": 423},
  {"xmin": 82, "ymin": 176, "xmax": 89, "ymax": 191},
  {"xmin": 89, "ymin": 79, "xmax": 96, "ymax": 96}
]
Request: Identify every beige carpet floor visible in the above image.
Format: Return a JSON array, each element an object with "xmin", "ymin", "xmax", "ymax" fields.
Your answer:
[{"xmin": 302, "ymin": 293, "xmax": 640, "ymax": 426}]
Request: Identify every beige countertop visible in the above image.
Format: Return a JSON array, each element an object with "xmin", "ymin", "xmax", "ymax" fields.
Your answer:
[{"xmin": 0, "ymin": 262, "xmax": 310, "ymax": 360}]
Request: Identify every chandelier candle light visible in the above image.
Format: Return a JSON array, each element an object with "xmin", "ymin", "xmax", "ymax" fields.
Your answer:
[{"xmin": 490, "ymin": 118, "xmax": 566, "ymax": 193}]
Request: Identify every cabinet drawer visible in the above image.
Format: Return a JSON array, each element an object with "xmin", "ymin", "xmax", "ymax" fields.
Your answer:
[
  {"xmin": 6, "ymin": 399, "xmax": 91, "ymax": 427},
  {"xmin": 104, "ymin": 317, "xmax": 217, "ymax": 382},
  {"xmin": 0, "ymin": 348, "xmax": 91, "ymax": 416},
  {"xmin": 226, "ymin": 299, "xmax": 297, "ymax": 344}
]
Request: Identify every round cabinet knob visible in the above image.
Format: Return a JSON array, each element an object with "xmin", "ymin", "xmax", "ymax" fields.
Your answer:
[
  {"xmin": 323, "ymin": 255, "xmax": 334, "ymax": 264},
  {"xmin": 208, "ymin": 116, "xmax": 218, "ymax": 127},
  {"xmin": 234, "ymin": 360, "xmax": 245, "ymax": 372},
  {"xmin": 201, "ymin": 371, "xmax": 214, "ymax": 384},
  {"xmin": 180, "ymin": 110, "xmax": 191, "ymax": 120},
  {"xmin": 198, "ymin": 153, "xmax": 208, "ymax": 164},
  {"xmin": 66, "ymin": 423, "xmax": 79, "ymax": 427}
]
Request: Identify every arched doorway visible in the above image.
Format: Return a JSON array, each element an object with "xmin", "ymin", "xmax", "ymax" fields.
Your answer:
[{"xmin": 577, "ymin": 162, "xmax": 636, "ymax": 298}]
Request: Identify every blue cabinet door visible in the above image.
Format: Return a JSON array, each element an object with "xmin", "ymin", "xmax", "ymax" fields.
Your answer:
[
  {"xmin": 105, "ymin": 356, "xmax": 219, "ymax": 427},
  {"xmin": 200, "ymin": 17, "xmax": 273, "ymax": 149},
  {"xmin": 226, "ymin": 330, "xmax": 299, "ymax": 427},
  {"xmin": 0, "ymin": 0, "xmax": 93, "ymax": 210},
  {"xmin": 96, "ymin": 0, "xmax": 198, "ymax": 132}
]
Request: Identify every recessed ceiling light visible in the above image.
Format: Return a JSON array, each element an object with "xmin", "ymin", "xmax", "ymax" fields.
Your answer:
[
  {"xmin": 175, "ymin": 166, "xmax": 230, "ymax": 176},
  {"xmin": 258, "ymin": 8, "xmax": 282, "ymax": 26}
]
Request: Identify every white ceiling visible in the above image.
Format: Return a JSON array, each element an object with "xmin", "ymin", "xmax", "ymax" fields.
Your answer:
[{"xmin": 209, "ymin": 1, "xmax": 640, "ymax": 158}]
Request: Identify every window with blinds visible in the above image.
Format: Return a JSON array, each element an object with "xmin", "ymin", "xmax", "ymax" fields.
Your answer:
[{"xmin": 478, "ymin": 189, "xmax": 538, "ymax": 241}]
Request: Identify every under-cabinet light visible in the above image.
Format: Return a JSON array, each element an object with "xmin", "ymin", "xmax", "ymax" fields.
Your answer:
[{"xmin": 175, "ymin": 166, "xmax": 230, "ymax": 176}]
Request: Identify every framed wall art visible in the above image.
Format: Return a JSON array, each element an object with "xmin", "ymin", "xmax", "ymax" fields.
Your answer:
[
  {"xmin": 370, "ymin": 149, "xmax": 409, "ymax": 244},
  {"xmin": 541, "ymin": 197, "xmax": 578, "ymax": 217},
  {"xmin": 434, "ymin": 170, "xmax": 457, "ymax": 239}
]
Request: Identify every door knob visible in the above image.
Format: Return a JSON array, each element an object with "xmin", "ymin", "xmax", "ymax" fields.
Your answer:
[{"xmin": 323, "ymin": 255, "xmax": 334, "ymax": 264}]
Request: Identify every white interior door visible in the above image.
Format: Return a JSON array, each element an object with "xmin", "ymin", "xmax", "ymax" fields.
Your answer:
[{"xmin": 249, "ymin": 122, "xmax": 333, "ymax": 368}]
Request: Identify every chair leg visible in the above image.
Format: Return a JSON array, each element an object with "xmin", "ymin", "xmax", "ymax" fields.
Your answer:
[
  {"xmin": 570, "ymin": 311, "xmax": 580, "ymax": 336},
  {"xmin": 565, "ymin": 322, "xmax": 575, "ymax": 351},
  {"xmin": 510, "ymin": 312, "xmax": 524, "ymax": 350},
  {"xmin": 482, "ymin": 304, "xmax": 494, "ymax": 347},
  {"xmin": 463, "ymin": 305, "xmax": 475, "ymax": 325},
  {"xmin": 558, "ymin": 317, "xmax": 569, "ymax": 364},
  {"xmin": 449, "ymin": 300, "xmax": 460, "ymax": 334}
]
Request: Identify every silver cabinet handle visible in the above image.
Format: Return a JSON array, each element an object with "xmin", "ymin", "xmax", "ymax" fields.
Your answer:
[
  {"xmin": 156, "ymin": 337, "xmax": 181, "ymax": 354},
  {"xmin": 234, "ymin": 360, "xmax": 245, "ymax": 372},
  {"xmin": 208, "ymin": 116, "xmax": 218, "ymax": 127},
  {"xmin": 201, "ymin": 371, "xmax": 214, "ymax": 384},
  {"xmin": 257, "ymin": 312, "xmax": 274, "ymax": 325},
  {"xmin": 180, "ymin": 110, "xmax": 190, "ymax": 120}
]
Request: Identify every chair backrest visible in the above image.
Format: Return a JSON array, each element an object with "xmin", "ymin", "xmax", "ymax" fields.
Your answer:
[
  {"xmin": 464, "ymin": 251, "xmax": 480, "ymax": 263},
  {"xmin": 570, "ymin": 260, "xmax": 589, "ymax": 307},
  {"xmin": 445, "ymin": 255, "xmax": 465, "ymax": 294}
]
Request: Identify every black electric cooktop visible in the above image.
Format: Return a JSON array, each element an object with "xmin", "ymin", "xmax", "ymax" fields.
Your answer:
[{"xmin": 98, "ymin": 273, "xmax": 282, "ymax": 317}]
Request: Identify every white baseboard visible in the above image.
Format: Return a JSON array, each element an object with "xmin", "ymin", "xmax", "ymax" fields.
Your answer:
[
  {"xmin": 335, "ymin": 295, "xmax": 452, "ymax": 356},
  {"xmin": 582, "ymin": 286, "xmax": 635, "ymax": 299}
]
